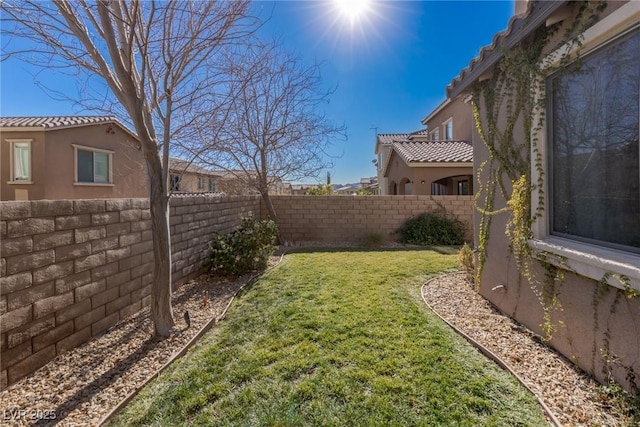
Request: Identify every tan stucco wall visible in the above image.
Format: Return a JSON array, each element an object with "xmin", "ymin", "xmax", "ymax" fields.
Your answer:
[
  {"xmin": 471, "ymin": 1, "xmax": 640, "ymax": 392},
  {"xmin": 1, "ymin": 124, "xmax": 148, "ymax": 201},
  {"xmin": 170, "ymin": 171, "xmax": 218, "ymax": 193},
  {"xmin": 423, "ymin": 96, "xmax": 473, "ymax": 141},
  {"xmin": 385, "ymin": 151, "xmax": 472, "ymax": 195}
]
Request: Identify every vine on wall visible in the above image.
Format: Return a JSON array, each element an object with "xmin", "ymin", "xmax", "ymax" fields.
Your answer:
[{"xmin": 471, "ymin": 1, "xmax": 609, "ymax": 339}]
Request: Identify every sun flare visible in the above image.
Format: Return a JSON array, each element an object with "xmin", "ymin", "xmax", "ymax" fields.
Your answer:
[{"xmin": 333, "ymin": 0, "xmax": 371, "ymax": 23}]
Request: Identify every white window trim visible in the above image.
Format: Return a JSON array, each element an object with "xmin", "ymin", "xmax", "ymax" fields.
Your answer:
[
  {"xmin": 429, "ymin": 128, "xmax": 439, "ymax": 140},
  {"xmin": 72, "ymin": 144, "xmax": 114, "ymax": 185},
  {"xmin": 529, "ymin": 3, "xmax": 640, "ymax": 292},
  {"xmin": 443, "ymin": 118, "xmax": 453, "ymax": 140},
  {"xmin": 7, "ymin": 139, "xmax": 33, "ymax": 184}
]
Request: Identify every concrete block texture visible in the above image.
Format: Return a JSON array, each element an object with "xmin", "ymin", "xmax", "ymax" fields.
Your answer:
[{"xmin": 3, "ymin": 195, "xmax": 475, "ymax": 388}]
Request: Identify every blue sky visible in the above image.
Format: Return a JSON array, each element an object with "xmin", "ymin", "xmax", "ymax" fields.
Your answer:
[{"xmin": 1, "ymin": 1, "xmax": 514, "ymax": 185}]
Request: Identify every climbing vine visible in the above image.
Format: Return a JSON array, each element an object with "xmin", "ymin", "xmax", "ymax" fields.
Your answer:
[{"xmin": 471, "ymin": 1, "xmax": 608, "ymax": 336}]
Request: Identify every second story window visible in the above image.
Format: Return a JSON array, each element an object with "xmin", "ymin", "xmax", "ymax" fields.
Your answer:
[
  {"xmin": 197, "ymin": 176, "xmax": 204, "ymax": 190},
  {"xmin": 208, "ymin": 178, "xmax": 215, "ymax": 192},
  {"xmin": 444, "ymin": 119, "xmax": 453, "ymax": 140},
  {"xmin": 9, "ymin": 139, "xmax": 32, "ymax": 182},
  {"xmin": 73, "ymin": 144, "xmax": 113, "ymax": 184},
  {"xmin": 430, "ymin": 128, "xmax": 439, "ymax": 140}
]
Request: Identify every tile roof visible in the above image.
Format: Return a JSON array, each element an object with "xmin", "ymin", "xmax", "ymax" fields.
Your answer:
[
  {"xmin": 0, "ymin": 116, "xmax": 117, "ymax": 129},
  {"xmin": 377, "ymin": 129, "xmax": 428, "ymax": 145},
  {"xmin": 448, "ymin": 1, "xmax": 565, "ymax": 98},
  {"xmin": 168, "ymin": 158, "xmax": 221, "ymax": 176},
  {"xmin": 392, "ymin": 140, "xmax": 473, "ymax": 164}
]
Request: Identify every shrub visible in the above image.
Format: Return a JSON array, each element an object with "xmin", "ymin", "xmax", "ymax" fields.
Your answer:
[
  {"xmin": 399, "ymin": 210, "xmax": 465, "ymax": 246},
  {"xmin": 458, "ymin": 243, "xmax": 475, "ymax": 279},
  {"xmin": 207, "ymin": 215, "xmax": 278, "ymax": 277}
]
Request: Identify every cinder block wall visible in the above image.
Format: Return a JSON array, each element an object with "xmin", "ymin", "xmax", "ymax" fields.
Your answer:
[
  {"xmin": 264, "ymin": 195, "xmax": 473, "ymax": 243},
  {"xmin": 0, "ymin": 196, "xmax": 259, "ymax": 389},
  {"xmin": 0, "ymin": 194, "xmax": 468, "ymax": 389}
]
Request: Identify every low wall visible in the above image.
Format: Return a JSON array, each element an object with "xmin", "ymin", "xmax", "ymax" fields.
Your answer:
[
  {"xmin": 264, "ymin": 195, "xmax": 473, "ymax": 244},
  {"xmin": 0, "ymin": 196, "xmax": 259, "ymax": 389}
]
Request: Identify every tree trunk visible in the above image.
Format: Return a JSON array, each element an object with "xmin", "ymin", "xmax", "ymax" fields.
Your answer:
[
  {"xmin": 146, "ymin": 152, "xmax": 175, "ymax": 337},
  {"xmin": 260, "ymin": 190, "xmax": 284, "ymax": 245}
]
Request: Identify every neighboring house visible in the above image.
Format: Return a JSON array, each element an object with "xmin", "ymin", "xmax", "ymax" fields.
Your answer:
[
  {"xmin": 0, "ymin": 116, "xmax": 147, "ymax": 200},
  {"xmin": 450, "ymin": 0, "xmax": 639, "ymax": 391},
  {"xmin": 420, "ymin": 97, "xmax": 473, "ymax": 147},
  {"xmin": 374, "ymin": 130, "xmax": 427, "ymax": 195},
  {"xmin": 212, "ymin": 170, "xmax": 289, "ymax": 195},
  {"xmin": 384, "ymin": 139, "xmax": 473, "ymax": 195},
  {"xmin": 376, "ymin": 96, "xmax": 474, "ymax": 195},
  {"xmin": 168, "ymin": 157, "xmax": 221, "ymax": 194},
  {"xmin": 290, "ymin": 184, "xmax": 318, "ymax": 195},
  {"xmin": 360, "ymin": 176, "xmax": 378, "ymax": 195}
]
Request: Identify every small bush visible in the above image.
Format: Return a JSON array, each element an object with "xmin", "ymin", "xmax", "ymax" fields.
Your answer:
[
  {"xmin": 207, "ymin": 216, "xmax": 278, "ymax": 277},
  {"xmin": 458, "ymin": 243, "xmax": 475, "ymax": 279},
  {"xmin": 399, "ymin": 210, "xmax": 465, "ymax": 246}
]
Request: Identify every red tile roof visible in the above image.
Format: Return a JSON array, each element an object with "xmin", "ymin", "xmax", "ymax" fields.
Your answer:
[{"xmin": 392, "ymin": 140, "xmax": 473, "ymax": 163}]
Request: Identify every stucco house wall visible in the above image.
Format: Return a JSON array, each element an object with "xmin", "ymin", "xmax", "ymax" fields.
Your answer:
[
  {"xmin": 1, "ymin": 119, "xmax": 148, "ymax": 201},
  {"xmin": 463, "ymin": 1, "xmax": 640, "ymax": 392},
  {"xmin": 421, "ymin": 96, "xmax": 473, "ymax": 142},
  {"xmin": 385, "ymin": 150, "xmax": 472, "ymax": 196}
]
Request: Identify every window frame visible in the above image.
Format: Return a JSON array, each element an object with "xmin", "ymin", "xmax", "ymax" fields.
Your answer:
[
  {"xmin": 443, "ymin": 118, "xmax": 454, "ymax": 140},
  {"xmin": 429, "ymin": 128, "xmax": 439, "ymax": 140},
  {"xmin": 529, "ymin": 3, "xmax": 640, "ymax": 292},
  {"xmin": 170, "ymin": 174, "xmax": 181, "ymax": 192},
  {"xmin": 72, "ymin": 144, "xmax": 114, "ymax": 186},
  {"xmin": 7, "ymin": 139, "xmax": 33, "ymax": 184}
]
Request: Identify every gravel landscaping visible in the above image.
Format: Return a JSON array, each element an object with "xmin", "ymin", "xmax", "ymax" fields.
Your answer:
[
  {"xmin": 422, "ymin": 272, "xmax": 639, "ymax": 427},
  {"xmin": 1, "ymin": 251, "xmax": 637, "ymax": 426}
]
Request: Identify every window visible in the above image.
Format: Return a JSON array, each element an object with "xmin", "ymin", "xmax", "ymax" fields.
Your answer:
[
  {"xmin": 208, "ymin": 178, "xmax": 216, "ymax": 192},
  {"xmin": 9, "ymin": 140, "xmax": 32, "ymax": 182},
  {"xmin": 197, "ymin": 177, "xmax": 204, "ymax": 190},
  {"xmin": 530, "ymin": 5, "xmax": 640, "ymax": 293},
  {"xmin": 73, "ymin": 145, "xmax": 113, "ymax": 184},
  {"xmin": 457, "ymin": 180, "xmax": 470, "ymax": 195},
  {"xmin": 430, "ymin": 128, "xmax": 439, "ymax": 140},
  {"xmin": 170, "ymin": 174, "xmax": 181, "ymax": 191},
  {"xmin": 444, "ymin": 119, "xmax": 453, "ymax": 140},
  {"xmin": 431, "ymin": 182, "xmax": 447, "ymax": 195},
  {"xmin": 547, "ymin": 28, "xmax": 639, "ymax": 253}
]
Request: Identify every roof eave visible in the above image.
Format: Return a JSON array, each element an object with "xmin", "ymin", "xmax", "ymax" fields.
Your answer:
[
  {"xmin": 447, "ymin": 1, "xmax": 567, "ymax": 99},
  {"xmin": 421, "ymin": 98, "xmax": 451, "ymax": 125},
  {"xmin": 408, "ymin": 161, "xmax": 474, "ymax": 168}
]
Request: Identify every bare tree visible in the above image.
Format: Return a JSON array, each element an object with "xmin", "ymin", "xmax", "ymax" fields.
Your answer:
[
  {"xmin": 191, "ymin": 41, "xmax": 346, "ymax": 230},
  {"xmin": 1, "ymin": 1, "xmax": 259, "ymax": 336}
]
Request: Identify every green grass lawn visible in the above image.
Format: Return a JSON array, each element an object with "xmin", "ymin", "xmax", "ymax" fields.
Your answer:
[{"xmin": 109, "ymin": 249, "xmax": 548, "ymax": 426}]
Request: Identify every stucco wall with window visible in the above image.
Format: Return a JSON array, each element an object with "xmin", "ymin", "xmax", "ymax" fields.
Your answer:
[
  {"xmin": 1, "ymin": 130, "xmax": 46, "ymax": 201},
  {"xmin": 422, "ymin": 96, "xmax": 473, "ymax": 141},
  {"xmin": 1, "ymin": 124, "xmax": 148, "ymax": 201},
  {"xmin": 471, "ymin": 2, "xmax": 640, "ymax": 392}
]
